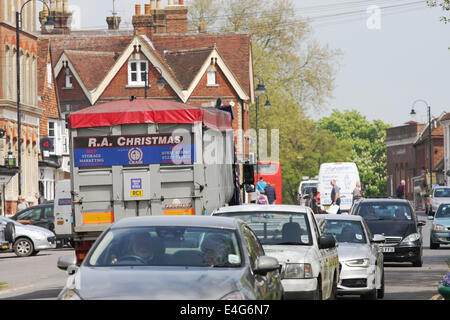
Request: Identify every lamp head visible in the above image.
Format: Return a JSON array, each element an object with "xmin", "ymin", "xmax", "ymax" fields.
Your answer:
[
  {"xmin": 255, "ymin": 83, "xmax": 266, "ymax": 97},
  {"xmin": 410, "ymin": 108, "xmax": 416, "ymax": 116},
  {"xmin": 264, "ymin": 99, "xmax": 271, "ymax": 109},
  {"xmin": 44, "ymin": 16, "xmax": 55, "ymax": 33},
  {"xmin": 156, "ymin": 76, "xmax": 167, "ymax": 91}
]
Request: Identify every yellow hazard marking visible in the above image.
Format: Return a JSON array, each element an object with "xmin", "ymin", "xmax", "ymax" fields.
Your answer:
[
  {"xmin": 430, "ymin": 294, "xmax": 443, "ymax": 300},
  {"xmin": 130, "ymin": 190, "xmax": 144, "ymax": 197},
  {"xmin": 82, "ymin": 212, "xmax": 114, "ymax": 224},
  {"xmin": 164, "ymin": 208, "xmax": 195, "ymax": 216}
]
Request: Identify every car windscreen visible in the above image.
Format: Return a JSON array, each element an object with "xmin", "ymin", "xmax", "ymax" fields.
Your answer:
[
  {"xmin": 216, "ymin": 212, "xmax": 312, "ymax": 245},
  {"xmin": 318, "ymin": 219, "xmax": 367, "ymax": 244},
  {"xmin": 357, "ymin": 203, "xmax": 412, "ymax": 221},
  {"xmin": 86, "ymin": 226, "xmax": 243, "ymax": 268},
  {"xmin": 434, "ymin": 189, "xmax": 450, "ymax": 197},
  {"xmin": 436, "ymin": 204, "xmax": 450, "ymax": 218}
]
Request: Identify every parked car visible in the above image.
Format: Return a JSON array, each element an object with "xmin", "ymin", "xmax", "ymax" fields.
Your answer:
[
  {"xmin": 428, "ymin": 203, "xmax": 450, "ymax": 249},
  {"xmin": 57, "ymin": 215, "xmax": 283, "ymax": 300},
  {"xmin": 0, "ymin": 216, "xmax": 56, "ymax": 257},
  {"xmin": 316, "ymin": 214, "xmax": 385, "ymax": 299},
  {"xmin": 212, "ymin": 204, "xmax": 339, "ymax": 300},
  {"xmin": 10, "ymin": 202, "xmax": 71, "ymax": 247},
  {"xmin": 11, "ymin": 202, "xmax": 55, "ymax": 232},
  {"xmin": 428, "ymin": 186, "xmax": 450, "ymax": 216},
  {"xmin": 351, "ymin": 199, "xmax": 426, "ymax": 267}
]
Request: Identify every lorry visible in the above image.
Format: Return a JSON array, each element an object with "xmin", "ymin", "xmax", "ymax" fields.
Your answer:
[{"xmin": 65, "ymin": 99, "xmax": 241, "ymax": 264}]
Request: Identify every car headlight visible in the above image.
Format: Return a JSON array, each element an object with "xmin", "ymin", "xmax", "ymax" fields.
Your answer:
[
  {"xmin": 401, "ymin": 233, "xmax": 421, "ymax": 243},
  {"xmin": 284, "ymin": 263, "xmax": 313, "ymax": 279},
  {"xmin": 434, "ymin": 224, "xmax": 446, "ymax": 231},
  {"xmin": 344, "ymin": 258, "xmax": 370, "ymax": 268},
  {"xmin": 58, "ymin": 289, "xmax": 82, "ymax": 300},
  {"xmin": 220, "ymin": 291, "xmax": 245, "ymax": 300}
]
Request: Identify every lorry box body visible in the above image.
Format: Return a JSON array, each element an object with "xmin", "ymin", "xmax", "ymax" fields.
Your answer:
[{"xmin": 68, "ymin": 99, "xmax": 236, "ymax": 247}]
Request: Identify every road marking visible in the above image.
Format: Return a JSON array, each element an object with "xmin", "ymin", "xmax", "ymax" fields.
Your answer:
[{"xmin": 429, "ymin": 294, "xmax": 443, "ymax": 300}]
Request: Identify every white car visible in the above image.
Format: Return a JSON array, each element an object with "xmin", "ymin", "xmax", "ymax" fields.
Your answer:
[
  {"xmin": 0, "ymin": 216, "xmax": 56, "ymax": 257},
  {"xmin": 316, "ymin": 214, "xmax": 385, "ymax": 299},
  {"xmin": 212, "ymin": 204, "xmax": 339, "ymax": 300},
  {"xmin": 429, "ymin": 187, "xmax": 450, "ymax": 215}
]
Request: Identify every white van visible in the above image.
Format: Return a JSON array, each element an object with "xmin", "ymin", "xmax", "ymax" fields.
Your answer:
[
  {"xmin": 54, "ymin": 179, "xmax": 73, "ymax": 242},
  {"xmin": 317, "ymin": 162, "xmax": 360, "ymax": 213}
]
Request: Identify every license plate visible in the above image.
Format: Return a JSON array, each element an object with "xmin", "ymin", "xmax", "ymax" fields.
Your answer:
[{"xmin": 381, "ymin": 247, "xmax": 395, "ymax": 253}]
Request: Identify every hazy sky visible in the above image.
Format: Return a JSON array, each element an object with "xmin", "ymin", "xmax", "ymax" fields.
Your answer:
[{"xmin": 38, "ymin": 0, "xmax": 449, "ymax": 127}]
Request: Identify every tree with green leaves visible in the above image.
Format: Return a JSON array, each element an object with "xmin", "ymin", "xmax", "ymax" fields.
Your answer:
[
  {"xmin": 317, "ymin": 110, "xmax": 391, "ymax": 197},
  {"xmin": 428, "ymin": 0, "xmax": 450, "ymax": 24}
]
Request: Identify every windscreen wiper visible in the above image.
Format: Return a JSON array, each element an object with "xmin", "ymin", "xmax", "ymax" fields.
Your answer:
[{"xmin": 275, "ymin": 242, "xmax": 305, "ymax": 245}]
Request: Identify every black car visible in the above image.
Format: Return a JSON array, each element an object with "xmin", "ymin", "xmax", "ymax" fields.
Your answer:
[
  {"xmin": 11, "ymin": 202, "xmax": 55, "ymax": 232},
  {"xmin": 350, "ymin": 199, "xmax": 426, "ymax": 267}
]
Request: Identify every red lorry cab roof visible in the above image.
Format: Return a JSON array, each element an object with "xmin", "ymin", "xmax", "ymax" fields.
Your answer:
[{"xmin": 68, "ymin": 99, "xmax": 232, "ymax": 131}]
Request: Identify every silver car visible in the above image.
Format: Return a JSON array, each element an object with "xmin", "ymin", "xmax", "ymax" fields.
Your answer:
[
  {"xmin": 57, "ymin": 215, "xmax": 283, "ymax": 300},
  {"xmin": 0, "ymin": 216, "xmax": 57, "ymax": 257},
  {"xmin": 316, "ymin": 214, "xmax": 385, "ymax": 300}
]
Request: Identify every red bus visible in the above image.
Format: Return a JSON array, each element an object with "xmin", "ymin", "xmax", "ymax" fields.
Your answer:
[{"xmin": 255, "ymin": 161, "xmax": 282, "ymax": 204}]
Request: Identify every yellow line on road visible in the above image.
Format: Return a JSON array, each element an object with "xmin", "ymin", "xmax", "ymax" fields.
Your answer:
[{"xmin": 429, "ymin": 294, "xmax": 443, "ymax": 300}]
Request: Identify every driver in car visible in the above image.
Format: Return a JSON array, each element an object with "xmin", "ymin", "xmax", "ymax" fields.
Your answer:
[{"xmin": 112, "ymin": 232, "xmax": 155, "ymax": 264}]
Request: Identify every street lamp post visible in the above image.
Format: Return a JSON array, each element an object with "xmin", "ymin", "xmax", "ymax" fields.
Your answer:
[
  {"xmin": 16, "ymin": 0, "xmax": 55, "ymax": 196},
  {"xmin": 410, "ymin": 99, "xmax": 432, "ymax": 187},
  {"xmin": 144, "ymin": 65, "xmax": 167, "ymax": 98},
  {"xmin": 254, "ymin": 75, "xmax": 271, "ymax": 183}
]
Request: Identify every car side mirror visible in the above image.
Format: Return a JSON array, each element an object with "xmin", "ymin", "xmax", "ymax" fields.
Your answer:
[
  {"xmin": 253, "ymin": 256, "xmax": 280, "ymax": 275},
  {"xmin": 417, "ymin": 220, "xmax": 426, "ymax": 227},
  {"xmin": 57, "ymin": 253, "xmax": 77, "ymax": 271},
  {"xmin": 427, "ymin": 215, "xmax": 434, "ymax": 220},
  {"xmin": 371, "ymin": 234, "xmax": 385, "ymax": 243},
  {"xmin": 319, "ymin": 234, "xmax": 336, "ymax": 249}
]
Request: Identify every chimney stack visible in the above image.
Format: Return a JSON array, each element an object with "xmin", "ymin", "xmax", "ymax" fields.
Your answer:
[
  {"xmin": 165, "ymin": 0, "xmax": 188, "ymax": 34},
  {"xmin": 132, "ymin": 3, "xmax": 154, "ymax": 37},
  {"xmin": 106, "ymin": 0, "xmax": 121, "ymax": 30}
]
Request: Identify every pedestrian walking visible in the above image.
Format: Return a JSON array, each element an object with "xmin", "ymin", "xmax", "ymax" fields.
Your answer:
[
  {"xmin": 257, "ymin": 191, "xmax": 269, "ymax": 205},
  {"xmin": 256, "ymin": 177, "xmax": 266, "ymax": 193},
  {"xmin": 330, "ymin": 179, "xmax": 341, "ymax": 214},
  {"xmin": 352, "ymin": 181, "xmax": 362, "ymax": 204},
  {"xmin": 396, "ymin": 180, "xmax": 405, "ymax": 199},
  {"xmin": 264, "ymin": 183, "xmax": 276, "ymax": 204},
  {"xmin": 17, "ymin": 196, "xmax": 29, "ymax": 212}
]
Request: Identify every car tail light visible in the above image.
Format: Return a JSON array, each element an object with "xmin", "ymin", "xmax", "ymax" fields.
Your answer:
[
  {"xmin": 317, "ymin": 192, "xmax": 321, "ymax": 205},
  {"xmin": 75, "ymin": 240, "xmax": 95, "ymax": 265}
]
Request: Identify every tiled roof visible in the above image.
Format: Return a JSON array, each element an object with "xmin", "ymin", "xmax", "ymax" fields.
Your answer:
[
  {"xmin": 64, "ymin": 50, "xmax": 117, "ymax": 91},
  {"xmin": 152, "ymin": 33, "xmax": 252, "ymax": 96},
  {"xmin": 163, "ymin": 47, "xmax": 214, "ymax": 89},
  {"xmin": 39, "ymin": 32, "xmax": 252, "ymax": 100}
]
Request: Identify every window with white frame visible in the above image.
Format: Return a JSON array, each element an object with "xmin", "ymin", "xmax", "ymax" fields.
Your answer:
[
  {"xmin": 207, "ymin": 70, "xmax": 216, "ymax": 86},
  {"xmin": 128, "ymin": 60, "xmax": 148, "ymax": 86},
  {"xmin": 65, "ymin": 74, "xmax": 73, "ymax": 88},
  {"xmin": 48, "ymin": 120, "xmax": 56, "ymax": 152}
]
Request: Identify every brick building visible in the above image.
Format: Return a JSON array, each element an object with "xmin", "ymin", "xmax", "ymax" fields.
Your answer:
[
  {"xmin": 0, "ymin": 0, "xmax": 43, "ymax": 215},
  {"xmin": 386, "ymin": 119, "xmax": 444, "ymax": 201},
  {"xmin": 37, "ymin": 0, "xmax": 254, "ymax": 198}
]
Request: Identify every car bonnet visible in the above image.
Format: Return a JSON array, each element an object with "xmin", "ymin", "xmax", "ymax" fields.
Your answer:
[
  {"xmin": 337, "ymin": 243, "xmax": 371, "ymax": 261},
  {"xmin": 76, "ymin": 266, "xmax": 244, "ymax": 300},
  {"xmin": 365, "ymin": 219, "xmax": 417, "ymax": 238}
]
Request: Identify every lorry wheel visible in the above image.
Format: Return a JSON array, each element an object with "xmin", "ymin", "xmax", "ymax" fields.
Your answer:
[
  {"xmin": 5, "ymin": 222, "xmax": 15, "ymax": 243},
  {"xmin": 14, "ymin": 238, "xmax": 34, "ymax": 257}
]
